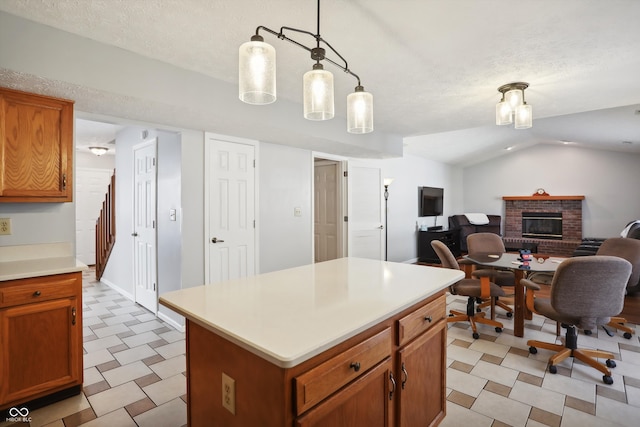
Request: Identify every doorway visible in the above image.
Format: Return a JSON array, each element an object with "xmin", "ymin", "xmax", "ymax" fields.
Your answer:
[{"xmin": 314, "ymin": 159, "xmax": 344, "ymax": 262}]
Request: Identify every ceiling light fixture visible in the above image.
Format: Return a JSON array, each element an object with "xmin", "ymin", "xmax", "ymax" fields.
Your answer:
[
  {"xmin": 496, "ymin": 82, "xmax": 532, "ymax": 129},
  {"xmin": 238, "ymin": 0, "xmax": 373, "ymax": 134},
  {"xmin": 89, "ymin": 146, "xmax": 109, "ymax": 156}
]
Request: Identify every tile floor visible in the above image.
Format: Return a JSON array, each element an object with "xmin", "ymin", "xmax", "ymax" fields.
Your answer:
[{"xmin": 2, "ymin": 270, "xmax": 640, "ymax": 426}]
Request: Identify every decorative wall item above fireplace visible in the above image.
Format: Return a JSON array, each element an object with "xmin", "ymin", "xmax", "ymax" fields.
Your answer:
[{"xmin": 522, "ymin": 212, "xmax": 563, "ymax": 240}]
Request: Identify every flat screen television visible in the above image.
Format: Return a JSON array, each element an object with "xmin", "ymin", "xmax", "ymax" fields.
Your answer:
[{"xmin": 419, "ymin": 186, "xmax": 444, "ymax": 217}]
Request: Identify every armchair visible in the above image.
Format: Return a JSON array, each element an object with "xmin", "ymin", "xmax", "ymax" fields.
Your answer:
[
  {"xmin": 522, "ymin": 256, "xmax": 632, "ymax": 384},
  {"xmin": 448, "ymin": 214, "xmax": 501, "ymax": 252}
]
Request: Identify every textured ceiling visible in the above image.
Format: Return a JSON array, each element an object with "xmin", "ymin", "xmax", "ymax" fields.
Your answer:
[{"xmin": 1, "ymin": 0, "xmax": 639, "ymax": 164}]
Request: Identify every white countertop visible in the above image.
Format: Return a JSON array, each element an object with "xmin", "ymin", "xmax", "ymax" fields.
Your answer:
[
  {"xmin": 160, "ymin": 257, "xmax": 463, "ymax": 368},
  {"xmin": 0, "ymin": 242, "xmax": 88, "ymax": 281}
]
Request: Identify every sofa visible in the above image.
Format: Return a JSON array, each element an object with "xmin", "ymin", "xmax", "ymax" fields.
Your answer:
[{"xmin": 448, "ymin": 214, "xmax": 501, "ymax": 252}]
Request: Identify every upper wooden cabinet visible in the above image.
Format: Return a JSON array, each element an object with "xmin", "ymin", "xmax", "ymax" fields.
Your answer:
[{"xmin": 0, "ymin": 87, "xmax": 74, "ymax": 202}]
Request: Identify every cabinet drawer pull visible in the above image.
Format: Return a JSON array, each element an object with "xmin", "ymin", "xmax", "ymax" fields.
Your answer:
[
  {"xmin": 389, "ymin": 372, "xmax": 396, "ymax": 400},
  {"xmin": 401, "ymin": 362, "xmax": 408, "ymax": 389},
  {"xmin": 62, "ymin": 173, "xmax": 67, "ymax": 190},
  {"xmin": 33, "ymin": 290, "xmax": 41, "ymax": 297},
  {"xmin": 349, "ymin": 362, "xmax": 361, "ymax": 372},
  {"xmin": 424, "ymin": 315, "xmax": 432, "ymax": 323},
  {"xmin": 72, "ymin": 307, "xmax": 77, "ymax": 325}
]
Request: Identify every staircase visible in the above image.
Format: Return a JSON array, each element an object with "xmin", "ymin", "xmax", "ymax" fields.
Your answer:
[{"xmin": 96, "ymin": 171, "xmax": 116, "ymax": 280}]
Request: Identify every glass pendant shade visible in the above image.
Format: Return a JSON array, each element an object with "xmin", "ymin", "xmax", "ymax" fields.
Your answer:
[
  {"xmin": 347, "ymin": 87, "xmax": 373, "ymax": 133},
  {"xmin": 505, "ymin": 88, "xmax": 523, "ymax": 110},
  {"xmin": 495, "ymin": 101, "xmax": 512, "ymax": 125},
  {"xmin": 303, "ymin": 67, "xmax": 334, "ymax": 120},
  {"xmin": 514, "ymin": 104, "xmax": 532, "ymax": 129},
  {"xmin": 238, "ymin": 39, "xmax": 276, "ymax": 105}
]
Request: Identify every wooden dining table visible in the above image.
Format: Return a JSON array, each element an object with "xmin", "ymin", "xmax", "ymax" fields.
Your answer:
[{"xmin": 464, "ymin": 252, "xmax": 565, "ymax": 337}]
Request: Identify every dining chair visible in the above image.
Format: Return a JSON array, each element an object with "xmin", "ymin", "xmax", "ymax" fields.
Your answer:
[
  {"xmin": 431, "ymin": 240, "xmax": 504, "ymax": 339},
  {"xmin": 595, "ymin": 237, "xmax": 640, "ymax": 338},
  {"xmin": 466, "ymin": 233, "xmax": 515, "ymax": 318},
  {"xmin": 522, "ymin": 256, "xmax": 631, "ymax": 384}
]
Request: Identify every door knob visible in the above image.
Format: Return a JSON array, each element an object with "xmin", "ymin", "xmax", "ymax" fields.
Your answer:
[
  {"xmin": 131, "ymin": 232, "xmax": 138, "ymax": 237},
  {"xmin": 211, "ymin": 237, "xmax": 225, "ymax": 243}
]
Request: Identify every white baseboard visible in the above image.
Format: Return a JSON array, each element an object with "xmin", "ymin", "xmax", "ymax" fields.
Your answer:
[
  {"xmin": 99, "ymin": 277, "xmax": 135, "ymax": 301},
  {"xmin": 403, "ymin": 257, "xmax": 420, "ymax": 264},
  {"xmin": 158, "ymin": 311, "xmax": 185, "ymax": 333}
]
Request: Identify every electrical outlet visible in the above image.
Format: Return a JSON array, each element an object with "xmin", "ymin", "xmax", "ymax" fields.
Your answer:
[
  {"xmin": 222, "ymin": 372, "xmax": 236, "ymax": 415},
  {"xmin": 0, "ymin": 218, "xmax": 11, "ymax": 235}
]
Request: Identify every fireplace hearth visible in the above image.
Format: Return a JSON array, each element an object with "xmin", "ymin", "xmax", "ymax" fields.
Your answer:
[{"xmin": 502, "ymin": 194, "xmax": 585, "ymax": 256}]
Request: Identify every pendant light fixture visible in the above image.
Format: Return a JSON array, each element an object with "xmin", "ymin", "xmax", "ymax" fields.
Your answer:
[
  {"xmin": 238, "ymin": 0, "xmax": 373, "ymax": 133},
  {"xmin": 495, "ymin": 82, "xmax": 532, "ymax": 129}
]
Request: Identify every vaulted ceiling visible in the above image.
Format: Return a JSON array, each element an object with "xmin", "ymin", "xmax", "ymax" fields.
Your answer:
[{"xmin": 1, "ymin": 0, "xmax": 639, "ymax": 165}]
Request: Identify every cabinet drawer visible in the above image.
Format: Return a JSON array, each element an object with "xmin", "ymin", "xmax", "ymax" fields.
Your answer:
[
  {"xmin": 0, "ymin": 277, "xmax": 78, "ymax": 308},
  {"xmin": 397, "ymin": 294, "xmax": 446, "ymax": 346},
  {"xmin": 294, "ymin": 327, "xmax": 391, "ymax": 415}
]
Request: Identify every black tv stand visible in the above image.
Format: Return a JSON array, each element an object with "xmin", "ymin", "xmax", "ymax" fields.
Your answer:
[
  {"xmin": 418, "ymin": 229, "xmax": 460, "ymax": 263},
  {"xmin": 427, "ymin": 226, "xmax": 442, "ymax": 231}
]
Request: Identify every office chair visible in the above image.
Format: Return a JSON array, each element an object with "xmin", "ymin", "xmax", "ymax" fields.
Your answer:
[
  {"xmin": 522, "ymin": 256, "xmax": 631, "ymax": 384},
  {"xmin": 431, "ymin": 240, "xmax": 504, "ymax": 339},
  {"xmin": 595, "ymin": 237, "xmax": 640, "ymax": 339},
  {"xmin": 466, "ymin": 233, "xmax": 515, "ymax": 318}
]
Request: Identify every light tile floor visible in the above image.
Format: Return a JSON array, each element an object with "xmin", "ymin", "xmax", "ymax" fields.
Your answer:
[{"xmin": 3, "ymin": 271, "xmax": 640, "ymax": 426}]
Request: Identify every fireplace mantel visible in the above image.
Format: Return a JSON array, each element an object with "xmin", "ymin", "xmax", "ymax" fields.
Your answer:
[{"xmin": 502, "ymin": 195, "xmax": 585, "ymax": 201}]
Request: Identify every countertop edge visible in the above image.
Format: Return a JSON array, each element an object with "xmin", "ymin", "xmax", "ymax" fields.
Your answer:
[{"xmin": 159, "ymin": 270, "xmax": 462, "ymax": 368}]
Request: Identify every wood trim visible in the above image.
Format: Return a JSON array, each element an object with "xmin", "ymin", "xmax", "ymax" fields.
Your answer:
[{"xmin": 502, "ymin": 195, "xmax": 585, "ymax": 201}]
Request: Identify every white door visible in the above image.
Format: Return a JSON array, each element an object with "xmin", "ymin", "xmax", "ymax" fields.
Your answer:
[
  {"xmin": 314, "ymin": 161, "xmax": 339, "ymax": 262},
  {"xmin": 347, "ymin": 163, "xmax": 384, "ymax": 260},
  {"xmin": 206, "ymin": 138, "xmax": 256, "ymax": 283},
  {"xmin": 133, "ymin": 140, "xmax": 158, "ymax": 313},
  {"xmin": 75, "ymin": 168, "xmax": 114, "ymax": 266}
]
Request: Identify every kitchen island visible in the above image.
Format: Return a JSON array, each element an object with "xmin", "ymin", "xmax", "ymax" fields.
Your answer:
[
  {"xmin": 0, "ymin": 242, "xmax": 87, "ymax": 411},
  {"xmin": 160, "ymin": 257, "xmax": 463, "ymax": 427}
]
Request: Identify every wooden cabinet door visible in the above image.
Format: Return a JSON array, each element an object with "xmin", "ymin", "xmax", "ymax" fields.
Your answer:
[
  {"xmin": 0, "ymin": 88, "xmax": 74, "ymax": 202},
  {"xmin": 396, "ymin": 322, "xmax": 446, "ymax": 427},
  {"xmin": 0, "ymin": 297, "xmax": 81, "ymax": 406},
  {"xmin": 296, "ymin": 359, "xmax": 392, "ymax": 427}
]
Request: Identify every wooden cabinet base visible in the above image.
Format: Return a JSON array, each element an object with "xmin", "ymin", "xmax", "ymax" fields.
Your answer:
[
  {"xmin": 185, "ymin": 291, "xmax": 447, "ymax": 427},
  {"xmin": 0, "ymin": 273, "xmax": 83, "ymax": 410}
]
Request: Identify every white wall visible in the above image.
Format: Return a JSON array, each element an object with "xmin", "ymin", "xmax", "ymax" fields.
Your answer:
[
  {"xmin": 156, "ymin": 130, "xmax": 183, "ymax": 325},
  {"xmin": 463, "ymin": 144, "xmax": 640, "ymax": 237},
  {"xmin": 259, "ymin": 143, "xmax": 313, "ymax": 273}
]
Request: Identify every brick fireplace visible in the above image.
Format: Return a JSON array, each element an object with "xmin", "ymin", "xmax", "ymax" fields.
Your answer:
[{"xmin": 503, "ymin": 195, "xmax": 585, "ymax": 256}]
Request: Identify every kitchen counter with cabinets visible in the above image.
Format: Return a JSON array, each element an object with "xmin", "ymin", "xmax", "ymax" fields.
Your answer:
[
  {"xmin": 0, "ymin": 242, "xmax": 87, "ymax": 411},
  {"xmin": 160, "ymin": 257, "xmax": 463, "ymax": 427}
]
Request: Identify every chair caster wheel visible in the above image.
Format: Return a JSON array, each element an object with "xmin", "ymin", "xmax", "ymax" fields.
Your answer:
[
  {"xmin": 548, "ymin": 365, "xmax": 557, "ymax": 374},
  {"xmin": 624, "ymin": 332, "xmax": 632, "ymax": 339},
  {"xmin": 606, "ymin": 359, "xmax": 616, "ymax": 368},
  {"xmin": 506, "ymin": 312, "xmax": 513, "ymax": 318},
  {"xmin": 584, "ymin": 329, "xmax": 592, "ymax": 335},
  {"xmin": 472, "ymin": 332, "xmax": 480, "ymax": 339},
  {"xmin": 529, "ymin": 346, "xmax": 537, "ymax": 354},
  {"xmin": 495, "ymin": 327, "xmax": 502, "ymax": 333},
  {"xmin": 603, "ymin": 375, "xmax": 613, "ymax": 385}
]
